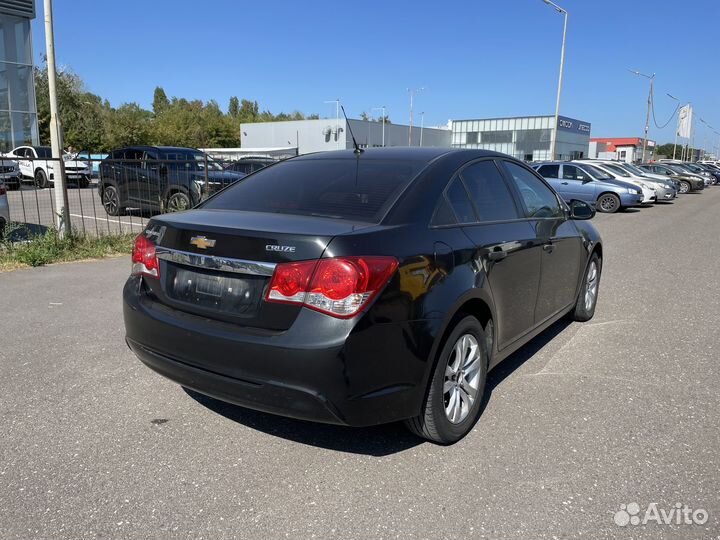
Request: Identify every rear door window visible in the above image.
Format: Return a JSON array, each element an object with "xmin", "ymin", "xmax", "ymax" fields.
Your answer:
[
  {"xmin": 537, "ymin": 164, "xmax": 559, "ymax": 178},
  {"xmin": 203, "ymin": 158, "xmax": 426, "ymax": 223}
]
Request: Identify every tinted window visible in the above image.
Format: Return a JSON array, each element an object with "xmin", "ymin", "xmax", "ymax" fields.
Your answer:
[
  {"xmin": 445, "ymin": 178, "xmax": 477, "ymax": 223},
  {"xmin": 537, "ymin": 164, "xmax": 559, "ymax": 178},
  {"xmin": 123, "ymin": 149, "xmax": 144, "ymax": 161},
  {"xmin": 431, "ymin": 197, "xmax": 456, "ymax": 226},
  {"xmin": 203, "ymin": 158, "xmax": 426, "ymax": 222},
  {"xmin": 563, "ymin": 165, "xmax": 589, "ymax": 180},
  {"xmin": 583, "ymin": 164, "xmax": 612, "ymax": 180},
  {"xmin": 34, "ymin": 147, "xmax": 52, "ymax": 158},
  {"xmin": 461, "ymin": 161, "xmax": 519, "ymax": 221},
  {"xmin": 503, "ymin": 161, "xmax": 563, "ymax": 219}
]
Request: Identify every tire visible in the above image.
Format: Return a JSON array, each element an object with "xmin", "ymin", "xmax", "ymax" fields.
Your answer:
[
  {"xmin": 569, "ymin": 252, "xmax": 602, "ymax": 322},
  {"xmin": 405, "ymin": 315, "xmax": 488, "ymax": 444},
  {"xmin": 166, "ymin": 191, "xmax": 191, "ymax": 213},
  {"xmin": 678, "ymin": 181, "xmax": 691, "ymax": 194},
  {"xmin": 34, "ymin": 169, "xmax": 49, "ymax": 189},
  {"xmin": 101, "ymin": 184, "xmax": 124, "ymax": 216},
  {"xmin": 596, "ymin": 193, "xmax": 620, "ymax": 213}
]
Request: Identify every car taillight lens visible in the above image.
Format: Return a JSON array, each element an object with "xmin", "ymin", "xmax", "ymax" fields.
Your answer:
[
  {"xmin": 131, "ymin": 234, "xmax": 160, "ymax": 278},
  {"xmin": 266, "ymin": 256, "xmax": 398, "ymax": 318}
]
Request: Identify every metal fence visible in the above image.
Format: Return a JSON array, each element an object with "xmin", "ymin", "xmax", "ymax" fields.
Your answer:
[{"xmin": 1, "ymin": 153, "xmax": 271, "ymax": 240}]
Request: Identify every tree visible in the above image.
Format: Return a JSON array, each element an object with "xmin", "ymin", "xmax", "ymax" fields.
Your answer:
[
  {"xmin": 360, "ymin": 111, "xmax": 369, "ymax": 121},
  {"xmin": 152, "ymin": 87, "xmax": 169, "ymax": 115},
  {"xmin": 228, "ymin": 96, "xmax": 240, "ymax": 118},
  {"xmin": 105, "ymin": 103, "xmax": 152, "ymax": 148}
]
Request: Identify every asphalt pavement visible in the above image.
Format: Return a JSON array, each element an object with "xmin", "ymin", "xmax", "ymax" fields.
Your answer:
[{"xmin": 1, "ymin": 189, "xmax": 719, "ymax": 539}]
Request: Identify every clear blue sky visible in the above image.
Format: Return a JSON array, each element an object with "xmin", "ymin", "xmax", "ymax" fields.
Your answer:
[{"xmin": 32, "ymin": 0, "xmax": 720, "ymax": 147}]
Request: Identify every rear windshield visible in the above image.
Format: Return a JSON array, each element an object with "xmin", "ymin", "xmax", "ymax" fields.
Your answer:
[{"xmin": 202, "ymin": 158, "xmax": 426, "ymax": 222}]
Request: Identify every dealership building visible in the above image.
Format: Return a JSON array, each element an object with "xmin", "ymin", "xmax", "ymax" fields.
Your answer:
[
  {"xmin": 0, "ymin": 0, "xmax": 39, "ymax": 152},
  {"xmin": 451, "ymin": 115, "xmax": 591, "ymax": 161},
  {"xmin": 239, "ymin": 118, "xmax": 451, "ymax": 156},
  {"xmin": 589, "ymin": 137, "xmax": 656, "ymax": 163}
]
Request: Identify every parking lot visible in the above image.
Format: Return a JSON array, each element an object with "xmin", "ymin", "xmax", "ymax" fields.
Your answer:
[
  {"xmin": 5, "ymin": 184, "xmax": 148, "ymax": 238},
  {"xmin": 1, "ymin": 188, "xmax": 719, "ymax": 538}
]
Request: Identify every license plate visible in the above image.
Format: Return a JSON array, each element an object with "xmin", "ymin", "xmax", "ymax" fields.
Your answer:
[{"xmin": 195, "ymin": 275, "xmax": 223, "ymax": 298}]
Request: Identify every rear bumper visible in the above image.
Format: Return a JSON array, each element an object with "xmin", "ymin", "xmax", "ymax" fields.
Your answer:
[{"xmin": 123, "ymin": 277, "xmax": 430, "ymax": 427}]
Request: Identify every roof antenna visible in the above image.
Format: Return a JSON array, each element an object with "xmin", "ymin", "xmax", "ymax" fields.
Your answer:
[{"xmin": 340, "ymin": 105, "xmax": 364, "ymax": 154}]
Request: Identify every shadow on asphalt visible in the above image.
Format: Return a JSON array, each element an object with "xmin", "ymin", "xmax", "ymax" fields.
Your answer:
[{"xmin": 183, "ymin": 318, "xmax": 573, "ymax": 456}]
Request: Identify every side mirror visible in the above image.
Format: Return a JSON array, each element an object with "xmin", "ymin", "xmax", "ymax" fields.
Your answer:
[{"xmin": 569, "ymin": 199, "xmax": 595, "ymax": 220}]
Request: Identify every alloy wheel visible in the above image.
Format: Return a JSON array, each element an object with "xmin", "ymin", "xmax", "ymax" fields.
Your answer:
[
  {"xmin": 679, "ymin": 182, "xmax": 690, "ymax": 194},
  {"xmin": 167, "ymin": 193, "xmax": 190, "ymax": 212},
  {"xmin": 443, "ymin": 334, "xmax": 482, "ymax": 424},
  {"xmin": 584, "ymin": 261, "xmax": 598, "ymax": 312},
  {"xmin": 102, "ymin": 186, "xmax": 118, "ymax": 215}
]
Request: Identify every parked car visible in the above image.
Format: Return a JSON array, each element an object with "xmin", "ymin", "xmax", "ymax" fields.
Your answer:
[
  {"xmin": 98, "ymin": 146, "xmax": 246, "ymax": 216},
  {"xmin": 679, "ymin": 163, "xmax": 716, "ymax": 185},
  {"xmin": 74, "ymin": 151, "xmax": 109, "ymax": 179},
  {"xmin": 613, "ymin": 161, "xmax": 680, "ymax": 195},
  {"xmin": 0, "ymin": 181, "xmax": 9, "ymax": 235},
  {"xmin": 581, "ymin": 162, "xmax": 656, "ymax": 203},
  {"xmin": 8, "ymin": 145, "xmax": 91, "ymax": 188},
  {"xmin": 586, "ymin": 160, "xmax": 675, "ymax": 202},
  {"xmin": 123, "ymin": 148, "xmax": 603, "ymax": 444},
  {"xmin": 638, "ymin": 164, "xmax": 705, "ymax": 193},
  {"xmin": 224, "ymin": 156, "xmax": 277, "ymax": 175},
  {"xmin": 690, "ymin": 163, "xmax": 720, "ymax": 184},
  {"xmin": 533, "ymin": 161, "xmax": 643, "ymax": 213},
  {"xmin": 0, "ymin": 156, "xmax": 21, "ymax": 190}
]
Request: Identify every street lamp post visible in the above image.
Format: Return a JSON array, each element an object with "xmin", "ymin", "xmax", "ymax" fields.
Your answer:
[
  {"xmin": 419, "ymin": 112, "xmax": 425, "ymax": 147},
  {"xmin": 629, "ymin": 69, "xmax": 655, "ymax": 163},
  {"xmin": 371, "ymin": 106, "xmax": 386, "ymax": 147},
  {"xmin": 407, "ymin": 87, "xmax": 424, "ymax": 145},
  {"xmin": 541, "ymin": 0, "xmax": 568, "ymax": 160},
  {"xmin": 324, "ymin": 99, "xmax": 340, "ymax": 149}
]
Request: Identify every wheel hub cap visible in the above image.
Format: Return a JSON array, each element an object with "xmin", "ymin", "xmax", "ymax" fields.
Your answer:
[{"xmin": 584, "ymin": 262, "xmax": 598, "ymax": 311}]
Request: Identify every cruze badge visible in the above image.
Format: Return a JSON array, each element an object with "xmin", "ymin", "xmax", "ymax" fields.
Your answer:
[
  {"xmin": 190, "ymin": 236, "xmax": 216, "ymax": 249},
  {"xmin": 266, "ymin": 244, "xmax": 296, "ymax": 253}
]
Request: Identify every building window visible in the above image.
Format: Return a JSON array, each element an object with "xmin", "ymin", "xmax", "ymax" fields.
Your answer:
[
  {"xmin": 619, "ymin": 150, "xmax": 627, "ymax": 159},
  {"xmin": 481, "ymin": 130, "xmax": 512, "ymax": 144},
  {"xmin": 466, "ymin": 132, "xmax": 479, "ymax": 144}
]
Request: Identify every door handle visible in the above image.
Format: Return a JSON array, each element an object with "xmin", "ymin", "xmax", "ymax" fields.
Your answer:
[
  {"xmin": 488, "ymin": 250, "xmax": 507, "ymax": 261},
  {"xmin": 561, "ymin": 181, "xmax": 569, "ymax": 185},
  {"xmin": 542, "ymin": 243, "xmax": 555, "ymax": 253}
]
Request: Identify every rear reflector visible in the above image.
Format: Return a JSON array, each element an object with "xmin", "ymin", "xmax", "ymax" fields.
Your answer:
[
  {"xmin": 131, "ymin": 234, "xmax": 160, "ymax": 278},
  {"xmin": 267, "ymin": 256, "xmax": 398, "ymax": 318}
]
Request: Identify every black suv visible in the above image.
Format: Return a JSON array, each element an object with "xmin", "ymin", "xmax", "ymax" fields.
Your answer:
[
  {"xmin": 98, "ymin": 146, "xmax": 245, "ymax": 216},
  {"xmin": 224, "ymin": 157, "xmax": 277, "ymax": 175}
]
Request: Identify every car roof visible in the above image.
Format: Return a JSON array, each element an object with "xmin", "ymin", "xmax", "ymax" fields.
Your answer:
[{"xmin": 291, "ymin": 147, "xmax": 516, "ymax": 164}]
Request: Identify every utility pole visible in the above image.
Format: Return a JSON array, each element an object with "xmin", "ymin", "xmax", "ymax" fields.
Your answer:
[
  {"xmin": 542, "ymin": 0, "xmax": 568, "ymax": 160},
  {"xmin": 44, "ymin": 0, "xmax": 70, "ymax": 236},
  {"xmin": 667, "ymin": 93, "xmax": 680, "ymax": 160},
  {"xmin": 629, "ymin": 69, "xmax": 654, "ymax": 163},
  {"xmin": 419, "ymin": 112, "xmax": 425, "ymax": 147},
  {"xmin": 407, "ymin": 88, "xmax": 424, "ymax": 145}
]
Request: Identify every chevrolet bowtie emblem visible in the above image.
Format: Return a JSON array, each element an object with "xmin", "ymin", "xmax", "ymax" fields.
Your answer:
[{"xmin": 190, "ymin": 235, "xmax": 216, "ymax": 249}]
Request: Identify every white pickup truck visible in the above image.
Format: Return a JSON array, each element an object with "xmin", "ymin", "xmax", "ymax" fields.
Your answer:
[{"xmin": 7, "ymin": 145, "xmax": 91, "ymax": 188}]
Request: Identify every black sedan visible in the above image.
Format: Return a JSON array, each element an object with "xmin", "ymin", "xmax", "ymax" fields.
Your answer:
[{"xmin": 123, "ymin": 148, "xmax": 603, "ymax": 444}]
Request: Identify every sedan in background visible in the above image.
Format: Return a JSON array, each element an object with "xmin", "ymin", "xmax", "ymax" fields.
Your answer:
[
  {"xmin": 586, "ymin": 160, "xmax": 675, "ymax": 202},
  {"xmin": 533, "ymin": 161, "xmax": 643, "ymax": 213},
  {"xmin": 639, "ymin": 164, "xmax": 705, "ymax": 193},
  {"xmin": 224, "ymin": 157, "xmax": 277, "ymax": 175},
  {"xmin": 0, "ymin": 157, "xmax": 21, "ymax": 190},
  {"xmin": 123, "ymin": 148, "xmax": 603, "ymax": 444}
]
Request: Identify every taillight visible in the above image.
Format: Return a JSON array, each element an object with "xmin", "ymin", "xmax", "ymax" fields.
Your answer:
[
  {"xmin": 131, "ymin": 234, "xmax": 160, "ymax": 278},
  {"xmin": 266, "ymin": 256, "xmax": 398, "ymax": 318}
]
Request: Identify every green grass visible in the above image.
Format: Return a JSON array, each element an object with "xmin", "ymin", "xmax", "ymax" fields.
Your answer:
[{"xmin": 0, "ymin": 226, "xmax": 135, "ymax": 270}]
